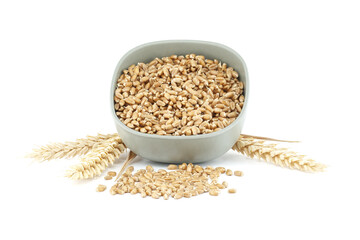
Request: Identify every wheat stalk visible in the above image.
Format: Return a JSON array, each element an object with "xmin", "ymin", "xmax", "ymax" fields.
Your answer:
[
  {"xmin": 27, "ymin": 132, "xmax": 326, "ymax": 177},
  {"xmin": 239, "ymin": 134, "xmax": 299, "ymax": 143},
  {"xmin": 232, "ymin": 136, "xmax": 326, "ymax": 172},
  {"xmin": 65, "ymin": 136, "xmax": 126, "ymax": 180},
  {"xmin": 26, "ymin": 133, "xmax": 117, "ymax": 161},
  {"xmin": 115, "ymin": 150, "xmax": 137, "ymax": 182}
]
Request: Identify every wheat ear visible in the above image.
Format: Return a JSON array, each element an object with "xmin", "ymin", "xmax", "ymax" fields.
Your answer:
[
  {"xmin": 65, "ymin": 136, "xmax": 126, "ymax": 180},
  {"xmin": 26, "ymin": 133, "xmax": 117, "ymax": 161},
  {"xmin": 232, "ymin": 136, "xmax": 326, "ymax": 172}
]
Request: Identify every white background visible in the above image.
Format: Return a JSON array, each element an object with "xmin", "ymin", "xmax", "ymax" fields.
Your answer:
[{"xmin": 1, "ymin": 0, "xmax": 359, "ymax": 239}]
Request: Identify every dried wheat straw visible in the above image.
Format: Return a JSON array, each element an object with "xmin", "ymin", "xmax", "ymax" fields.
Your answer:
[
  {"xmin": 239, "ymin": 134, "xmax": 299, "ymax": 143},
  {"xmin": 114, "ymin": 151, "xmax": 137, "ymax": 182},
  {"xmin": 65, "ymin": 136, "xmax": 126, "ymax": 180},
  {"xmin": 232, "ymin": 136, "xmax": 326, "ymax": 172},
  {"xmin": 26, "ymin": 133, "xmax": 117, "ymax": 161}
]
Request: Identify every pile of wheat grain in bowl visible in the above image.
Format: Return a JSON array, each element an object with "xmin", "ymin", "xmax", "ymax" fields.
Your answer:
[{"xmin": 114, "ymin": 54, "xmax": 245, "ymax": 136}]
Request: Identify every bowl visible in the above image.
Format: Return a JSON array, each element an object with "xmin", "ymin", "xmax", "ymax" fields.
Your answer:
[{"xmin": 110, "ymin": 40, "xmax": 249, "ymax": 163}]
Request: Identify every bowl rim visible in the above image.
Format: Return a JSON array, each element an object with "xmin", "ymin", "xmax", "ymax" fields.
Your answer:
[{"xmin": 110, "ymin": 39, "xmax": 249, "ymax": 140}]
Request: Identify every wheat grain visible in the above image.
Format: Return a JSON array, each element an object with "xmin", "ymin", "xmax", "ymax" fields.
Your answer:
[
  {"xmin": 228, "ymin": 188, "xmax": 236, "ymax": 194},
  {"xmin": 114, "ymin": 54, "xmax": 244, "ymax": 136},
  {"xmin": 65, "ymin": 136, "xmax": 126, "ymax": 180},
  {"xmin": 107, "ymin": 171, "xmax": 117, "ymax": 177},
  {"xmin": 209, "ymin": 189, "xmax": 219, "ymax": 196},
  {"xmin": 232, "ymin": 136, "xmax": 326, "ymax": 172},
  {"xmin": 234, "ymin": 170, "xmax": 243, "ymax": 177},
  {"xmin": 110, "ymin": 163, "xmax": 239, "ymax": 199},
  {"xmin": 104, "ymin": 175, "xmax": 112, "ymax": 180},
  {"xmin": 226, "ymin": 169, "xmax": 233, "ymax": 176},
  {"xmin": 96, "ymin": 184, "xmax": 107, "ymax": 192},
  {"xmin": 167, "ymin": 164, "xmax": 178, "ymax": 170},
  {"xmin": 26, "ymin": 133, "xmax": 117, "ymax": 161}
]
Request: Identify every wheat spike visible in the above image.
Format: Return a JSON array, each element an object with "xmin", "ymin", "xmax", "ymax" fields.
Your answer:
[
  {"xmin": 232, "ymin": 136, "xmax": 326, "ymax": 172},
  {"xmin": 28, "ymin": 132, "xmax": 326, "ymax": 175},
  {"xmin": 26, "ymin": 133, "xmax": 118, "ymax": 161},
  {"xmin": 65, "ymin": 136, "xmax": 126, "ymax": 180}
]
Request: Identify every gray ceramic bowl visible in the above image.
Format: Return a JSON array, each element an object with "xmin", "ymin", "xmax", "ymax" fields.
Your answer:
[{"xmin": 110, "ymin": 40, "xmax": 249, "ymax": 163}]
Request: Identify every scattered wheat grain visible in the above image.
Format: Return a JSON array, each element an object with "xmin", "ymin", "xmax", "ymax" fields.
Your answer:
[
  {"xmin": 228, "ymin": 188, "xmax": 236, "ymax": 194},
  {"xmin": 96, "ymin": 184, "xmax": 107, "ymax": 192},
  {"xmin": 104, "ymin": 175, "xmax": 112, "ymax": 180},
  {"xmin": 107, "ymin": 171, "xmax": 117, "ymax": 177},
  {"xmin": 226, "ymin": 169, "xmax": 233, "ymax": 176}
]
